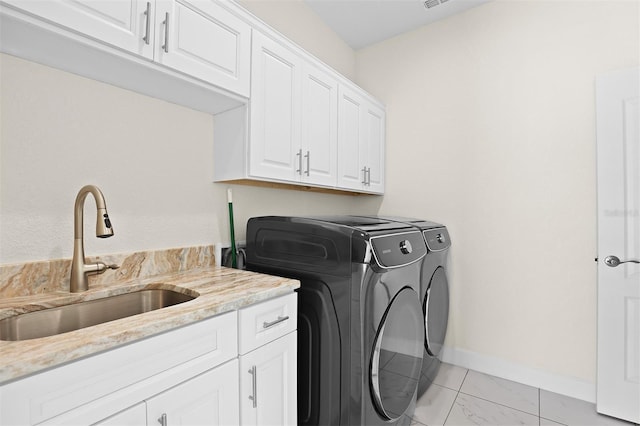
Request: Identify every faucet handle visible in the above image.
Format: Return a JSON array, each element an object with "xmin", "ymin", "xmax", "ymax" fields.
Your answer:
[{"xmin": 91, "ymin": 261, "xmax": 120, "ymax": 275}]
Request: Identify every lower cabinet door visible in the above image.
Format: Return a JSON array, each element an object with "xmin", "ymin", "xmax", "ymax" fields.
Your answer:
[
  {"xmin": 146, "ymin": 359, "xmax": 240, "ymax": 426},
  {"xmin": 94, "ymin": 402, "xmax": 147, "ymax": 426},
  {"xmin": 239, "ymin": 332, "xmax": 297, "ymax": 426}
]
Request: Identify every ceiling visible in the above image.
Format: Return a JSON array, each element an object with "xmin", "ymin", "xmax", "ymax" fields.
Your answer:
[{"xmin": 302, "ymin": 0, "xmax": 492, "ymax": 50}]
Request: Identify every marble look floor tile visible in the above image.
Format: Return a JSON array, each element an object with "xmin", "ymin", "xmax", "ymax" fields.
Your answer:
[
  {"xmin": 540, "ymin": 417, "xmax": 568, "ymax": 426},
  {"xmin": 460, "ymin": 370, "xmax": 539, "ymax": 416},
  {"xmin": 540, "ymin": 389, "xmax": 634, "ymax": 426},
  {"xmin": 433, "ymin": 363, "xmax": 469, "ymax": 391},
  {"xmin": 445, "ymin": 393, "xmax": 539, "ymax": 425},
  {"xmin": 413, "ymin": 384, "xmax": 458, "ymax": 426}
]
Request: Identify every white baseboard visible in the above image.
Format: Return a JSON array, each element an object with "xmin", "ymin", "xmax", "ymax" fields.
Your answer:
[{"xmin": 441, "ymin": 346, "xmax": 596, "ymax": 403}]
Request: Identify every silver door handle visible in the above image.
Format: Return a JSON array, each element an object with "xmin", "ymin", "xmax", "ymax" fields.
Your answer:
[
  {"xmin": 366, "ymin": 167, "xmax": 371, "ymax": 186},
  {"xmin": 162, "ymin": 12, "xmax": 169, "ymax": 53},
  {"xmin": 362, "ymin": 167, "xmax": 367, "ymax": 185},
  {"xmin": 142, "ymin": 2, "xmax": 151, "ymax": 45},
  {"xmin": 304, "ymin": 151, "xmax": 310, "ymax": 176},
  {"xmin": 296, "ymin": 149, "xmax": 302, "ymax": 174},
  {"xmin": 158, "ymin": 413, "xmax": 167, "ymax": 426},
  {"xmin": 263, "ymin": 315, "xmax": 289, "ymax": 329},
  {"xmin": 248, "ymin": 366, "xmax": 257, "ymax": 408},
  {"xmin": 604, "ymin": 255, "xmax": 640, "ymax": 267}
]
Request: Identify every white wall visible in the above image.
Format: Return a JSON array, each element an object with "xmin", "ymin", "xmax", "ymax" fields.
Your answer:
[
  {"xmin": 356, "ymin": 0, "xmax": 639, "ymax": 393},
  {"xmin": 238, "ymin": 0, "xmax": 356, "ymax": 80},
  {"xmin": 0, "ymin": 1, "xmax": 365, "ymax": 265}
]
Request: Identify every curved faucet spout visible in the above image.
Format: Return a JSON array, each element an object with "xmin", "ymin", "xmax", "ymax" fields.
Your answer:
[
  {"xmin": 70, "ymin": 185, "xmax": 116, "ymax": 293},
  {"xmin": 74, "ymin": 185, "xmax": 113, "ymax": 239}
]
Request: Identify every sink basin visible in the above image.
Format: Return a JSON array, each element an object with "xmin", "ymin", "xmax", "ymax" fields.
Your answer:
[{"xmin": 0, "ymin": 289, "xmax": 196, "ymax": 341}]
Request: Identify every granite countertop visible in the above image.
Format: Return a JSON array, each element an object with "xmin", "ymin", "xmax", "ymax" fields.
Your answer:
[{"xmin": 0, "ymin": 266, "xmax": 299, "ymax": 384}]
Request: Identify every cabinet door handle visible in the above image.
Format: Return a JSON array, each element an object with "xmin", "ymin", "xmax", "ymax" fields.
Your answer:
[
  {"xmin": 158, "ymin": 413, "xmax": 167, "ymax": 426},
  {"xmin": 296, "ymin": 149, "xmax": 303, "ymax": 175},
  {"xmin": 248, "ymin": 366, "xmax": 257, "ymax": 408},
  {"xmin": 142, "ymin": 2, "xmax": 151, "ymax": 45},
  {"xmin": 366, "ymin": 167, "xmax": 371, "ymax": 186},
  {"xmin": 304, "ymin": 151, "xmax": 310, "ymax": 176},
  {"xmin": 362, "ymin": 167, "xmax": 367, "ymax": 185},
  {"xmin": 263, "ymin": 315, "xmax": 289, "ymax": 329},
  {"xmin": 162, "ymin": 12, "xmax": 169, "ymax": 53}
]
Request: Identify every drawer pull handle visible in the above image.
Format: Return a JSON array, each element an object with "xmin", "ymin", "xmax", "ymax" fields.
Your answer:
[{"xmin": 263, "ymin": 315, "xmax": 289, "ymax": 329}]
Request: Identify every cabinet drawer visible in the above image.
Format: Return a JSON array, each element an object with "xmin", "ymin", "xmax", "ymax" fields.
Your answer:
[{"xmin": 238, "ymin": 293, "xmax": 297, "ymax": 354}]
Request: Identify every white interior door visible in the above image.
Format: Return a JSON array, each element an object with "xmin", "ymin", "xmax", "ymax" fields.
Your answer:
[{"xmin": 596, "ymin": 67, "xmax": 640, "ymax": 424}]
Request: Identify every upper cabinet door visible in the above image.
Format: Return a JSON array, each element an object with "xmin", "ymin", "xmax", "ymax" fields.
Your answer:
[
  {"xmin": 364, "ymin": 103, "xmax": 385, "ymax": 194},
  {"xmin": 155, "ymin": 0, "xmax": 251, "ymax": 97},
  {"xmin": 337, "ymin": 85, "xmax": 366, "ymax": 191},
  {"xmin": 3, "ymin": 0, "xmax": 154, "ymax": 59},
  {"xmin": 249, "ymin": 31, "xmax": 302, "ymax": 182},
  {"xmin": 337, "ymin": 84, "xmax": 385, "ymax": 194},
  {"xmin": 301, "ymin": 63, "xmax": 338, "ymax": 187}
]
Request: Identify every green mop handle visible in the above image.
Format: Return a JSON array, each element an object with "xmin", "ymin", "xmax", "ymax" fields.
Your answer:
[{"xmin": 227, "ymin": 189, "xmax": 237, "ymax": 268}]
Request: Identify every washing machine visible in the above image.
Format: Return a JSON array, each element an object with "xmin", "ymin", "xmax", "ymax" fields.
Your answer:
[
  {"xmin": 246, "ymin": 216, "xmax": 427, "ymax": 426},
  {"xmin": 356, "ymin": 216, "xmax": 451, "ymax": 397}
]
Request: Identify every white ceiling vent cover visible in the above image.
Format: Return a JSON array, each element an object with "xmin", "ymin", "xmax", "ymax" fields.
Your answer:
[{"xmin": 424, "ymin": 0, "xmax": 450, "ymax": 9}]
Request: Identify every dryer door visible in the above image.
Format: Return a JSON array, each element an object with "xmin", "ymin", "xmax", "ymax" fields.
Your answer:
[
  {"xmin": 370, "ymin": 287, "xmax": 424, "ymax": 420},
  {"xmin": 424, "ymin": 266, "xmax": 449, "ymax": 357}
]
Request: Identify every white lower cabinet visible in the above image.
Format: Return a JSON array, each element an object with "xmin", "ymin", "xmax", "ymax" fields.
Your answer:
[
  {"xmin": 95, "ymin": 403, "xmax": 147, "ymax": 426},
  {"xmin": 240, "ymin": 332, "xmax": 297, "ymax": 426},
  {"xmin": 238, "ymin": 292, "xmax": 298, "ymax": 426},
  {"xmin": 146, "ymin": 360, "xmax": 240, "ymax": 426},
  {"xmin": 94, "ymin": 360, "xmax": 240, "ymax": 426},
  {"xmin": 0, "ymin": 294, "xmax": 297, "ymax": 426}
]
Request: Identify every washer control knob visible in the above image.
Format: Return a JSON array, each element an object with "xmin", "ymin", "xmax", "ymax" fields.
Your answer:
[
  {"xmin": 399, "ymin": 240, "xmax": 413, "ymax": 254},
  {"xmin": 437, "ymin": 233, "xmax": 445, "ymax": 243}
]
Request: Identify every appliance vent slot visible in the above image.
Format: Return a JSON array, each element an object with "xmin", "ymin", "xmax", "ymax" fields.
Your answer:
[{"xmin": 424, "ymin": 0, "xmax": 440, "ymax": 8}]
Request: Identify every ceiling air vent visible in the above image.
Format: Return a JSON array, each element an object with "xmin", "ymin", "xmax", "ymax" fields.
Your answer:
[{"xmin": 424, "ymin": 0, "xmax": 447, "ymax": 8}]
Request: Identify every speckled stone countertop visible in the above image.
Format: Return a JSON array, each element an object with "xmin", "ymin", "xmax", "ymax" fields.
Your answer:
[{"xmin": 0, "ymin": 266, "xmax": 299, "ymax": 384}]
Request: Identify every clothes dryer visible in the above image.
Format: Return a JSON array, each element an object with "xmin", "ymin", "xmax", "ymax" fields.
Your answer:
[
  {"xmin": 356, "ymin": 216, "xmax": 451, "ymax": 397},
  {"xmin": 246, "ymin": 216, "xmax": 427, "ymax": 426}
]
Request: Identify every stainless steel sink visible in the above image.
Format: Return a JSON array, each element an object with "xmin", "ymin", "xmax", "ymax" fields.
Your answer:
[{"xmin": 0, "ymin": 289, "xmax": 196, "ymax": 341}]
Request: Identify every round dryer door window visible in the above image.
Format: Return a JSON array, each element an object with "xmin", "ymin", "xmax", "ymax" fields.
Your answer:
[
  {"xmin": 424, "ymin": 266, "xmax": 449, "ymax": 357},
  {"xmin": 370, "ymin": 287, "xmax": 424, "ymax": 420}
]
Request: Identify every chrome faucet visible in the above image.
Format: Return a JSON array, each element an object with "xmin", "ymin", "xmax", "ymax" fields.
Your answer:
[{"xmin": 70, "ymin": 185, "xmax": 119, "ymax": 292}]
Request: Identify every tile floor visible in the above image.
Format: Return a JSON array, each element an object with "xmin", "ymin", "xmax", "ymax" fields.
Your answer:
[{"xmin": 411, "ymin": 363, "xmax": 638, "ymax": 426}]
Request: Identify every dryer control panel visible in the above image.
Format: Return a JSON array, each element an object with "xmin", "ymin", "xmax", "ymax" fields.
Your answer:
[
  {"xmin": 423, "ymin": 228, "xmax": 451, "ymax": 252},
  {"xmin": 370, "ymin": 231, "xmax": 427, "ymax": 269}
]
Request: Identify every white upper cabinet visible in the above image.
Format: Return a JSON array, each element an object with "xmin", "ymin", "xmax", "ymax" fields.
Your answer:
[
  {"xmin": 2, "ymin": 0, "xmax": 154, "ymax": 58},
  {"xmin": 337, "ymin": 84, "xmax": 385, "ymax": 194},
  {"xmin": 2, "ymin": 0, "xmax": 251, "ymax": 97},
  {"xmin": 248, "ymin": 31, "xmax": 338, "ymax": 187},
  {"xmin": 1, "ymin": 0, "xmax": 383, "ymax": 193},
  {"xmin": 249, "ymin": 31, "xmax": 302, "ymax": 182},
  {"xmin": 155, "ymin": 0, "xmax": 251, "ymax": 96},
  {"xmin": 301, "ymin": 63, "xmax": 338, "ymax": 187}
]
